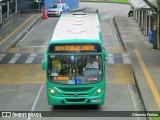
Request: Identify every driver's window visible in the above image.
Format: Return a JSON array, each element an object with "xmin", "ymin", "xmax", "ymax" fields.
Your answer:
[{"xmin": 85, "ymin": 56, "xmax": 99, "ymax": 69}]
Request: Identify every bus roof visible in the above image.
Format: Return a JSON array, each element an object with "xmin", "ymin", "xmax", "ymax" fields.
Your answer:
[{"xmin": 50, "ymin": 11, "xmax": 101, "ymax": 43}]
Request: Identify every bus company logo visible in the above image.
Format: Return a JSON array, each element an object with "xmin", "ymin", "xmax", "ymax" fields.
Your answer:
[
  {"xmin": 2, "ymin": 112, "xmax": 11, "ymax": 117},
  {"xmin": 74, "ymin": 93, "xmax": 78, "ymax": 96}
]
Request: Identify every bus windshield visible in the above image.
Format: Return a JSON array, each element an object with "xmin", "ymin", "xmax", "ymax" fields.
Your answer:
[{"xmin": 48, "ymin": 54, "xmax": 103, "ymax": 85}]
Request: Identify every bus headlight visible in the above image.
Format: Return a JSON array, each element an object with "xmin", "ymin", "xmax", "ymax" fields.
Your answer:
[
  {"xmin": 49, "ymin": 88, "xmax": 59, "ymax": 96},
  {"xmin": 50, "ymin": 89, "xmax": 55, "ymax": 94},
  {"xmin": 92, "ymin": 88, "xmax": 103, "ymax": 96},
  {"xmin": 97, "ymin": 88, "xmax": 101, "ymax": 93}
]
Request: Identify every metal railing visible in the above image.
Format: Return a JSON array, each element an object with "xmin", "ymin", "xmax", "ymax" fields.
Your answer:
[
  {"xmin": 2, "ymin": 10, "xmax": 19, "ymax": 26},
  {"xmin": 0, "ymin": 11, "xmax": 20, "ymax": 41},
  {"xmin": 17, "ymin": 1, "xmax": 44, "ymax": 12},
  {"xmin": 2, "ymin": 10, "xmax": 13, "ymax": 20}
]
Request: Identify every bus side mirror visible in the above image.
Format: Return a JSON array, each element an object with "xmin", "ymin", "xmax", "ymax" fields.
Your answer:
[
  {"xmin": 42, "ymin": 53, "xmax": 47, "ymax": 70},
  {"xmin": 103, "ymin": 47, "xmax": 108, "ymax": 61},
  {"xmin": 104, "ymin": 52, "xmax": 108, "ymax": 61}
]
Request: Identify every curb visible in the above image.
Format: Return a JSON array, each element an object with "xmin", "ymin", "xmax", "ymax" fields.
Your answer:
[
  {"xmin": 1, "ymin": 15, "xmax": 41, "ymax": 54},
  {"xmin": 112, "ymin": 16, "xmax": 149, "ymax": 118},
  {"xmin": 112, "ymin": 16, "xmax": 126, "ymax": 51}
]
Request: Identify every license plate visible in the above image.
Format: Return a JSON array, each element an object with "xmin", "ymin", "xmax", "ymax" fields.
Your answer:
[{"xmin": 91, "ymin": 99, "xmax": 101, "ymax": 103}]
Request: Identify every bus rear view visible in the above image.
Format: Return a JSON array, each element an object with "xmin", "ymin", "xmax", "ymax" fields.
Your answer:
[{"xmin": 42, "ymin": 10, "xmax": 107, "ymax": 105}]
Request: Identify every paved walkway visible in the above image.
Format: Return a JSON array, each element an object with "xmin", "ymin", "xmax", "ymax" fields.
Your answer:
[
  {"xmin": 114, "ymin": 13, "xmax": 160, "ymax": 111},
  {"xmin": 0, "ymin": 13, "xmax": 41, "ymax": 54}
]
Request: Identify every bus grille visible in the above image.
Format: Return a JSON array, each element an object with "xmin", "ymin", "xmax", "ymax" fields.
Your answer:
[
  {"xmin": 58, "ymin": 87, "xmax": 93, "ymax": 92},
  {"xmin": 63, "ymin": 93, "xmax": 88, "ymax": 96}
]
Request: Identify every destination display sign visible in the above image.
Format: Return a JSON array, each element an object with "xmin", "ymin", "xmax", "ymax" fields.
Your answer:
[
  {"xmin": 55, "ymin": 45, "xmax": 95, "ymax": 51},
  {"xmin": 49, "ymin": 43, "xmax": 102, "ymax": 53}
]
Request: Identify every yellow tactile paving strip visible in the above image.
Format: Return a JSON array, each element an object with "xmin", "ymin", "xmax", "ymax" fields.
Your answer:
[
  {"xmin": 106, "ymin": 64, "xmax": 135, "ymax": 84},
  {"xmin": 0, "ymin": 64, "xmax": 45, "ymax": 84},
  {"xmin": 134, "ymin": 49, "xmax": 160, "ymax": 108},
  {"xmin": 105, "ymin": 47, "xmax": 126, "ymax": 54},
  {"xmin": 6, "ymin": 47, "xmax": 46, "ymax": 54},
  {"xmin": 111, "ymin": 47, "xmax": 126, "ymax": 53}
]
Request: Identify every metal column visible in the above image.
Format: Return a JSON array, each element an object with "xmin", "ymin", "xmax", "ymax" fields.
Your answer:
[
  {"xmin": 7, "ymin": 1, "xmax": 9, "ymax": 18},
  {"xmin": 0, "ymin": 5, "xmax": 2, "ymax": 23},
  {"xmin": 141, "ymin": 10, "xmax": 144, "ymax": 27},
  {"xmin": 138, "ymin": 10, "xmax": 141, "ymax": 26},
  {"xmin": 153, "ymin": 15, "xmax": 158, "ymax": 49},
  {"xmin": 136, "ymin": 10, "xmax": 138, "ymax": 22},
  {"xmin": 15, "ymin": 0, "xmax": 17, "ymax": 13},
  {"xmin": 158, "ymin": 14, "xmax": 160, "ymax": 49},
  {"xmin": 144, "ymin": 10, "xmax": 148, "ymax": 35}
]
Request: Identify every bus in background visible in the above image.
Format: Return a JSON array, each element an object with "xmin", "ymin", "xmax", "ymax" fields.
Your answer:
[{"xmin": 42, "ymin": 10, "xmax": 108, "ymax": 105}]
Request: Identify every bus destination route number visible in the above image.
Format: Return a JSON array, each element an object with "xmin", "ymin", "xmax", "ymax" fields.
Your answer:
[{"xmin": 55, "ymin": 45, "xmax": 95, "ymax": 51}]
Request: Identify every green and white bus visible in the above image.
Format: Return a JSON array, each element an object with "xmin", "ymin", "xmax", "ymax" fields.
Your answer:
[{"xmin": 42, "ymin": 10, "xmax": 107, "ymax": 105}]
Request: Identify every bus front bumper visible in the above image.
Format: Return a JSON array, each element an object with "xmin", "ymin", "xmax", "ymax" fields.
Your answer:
[{"xmin": 47, "ymin": 91, "xmax": 105, "ymax": 105}]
